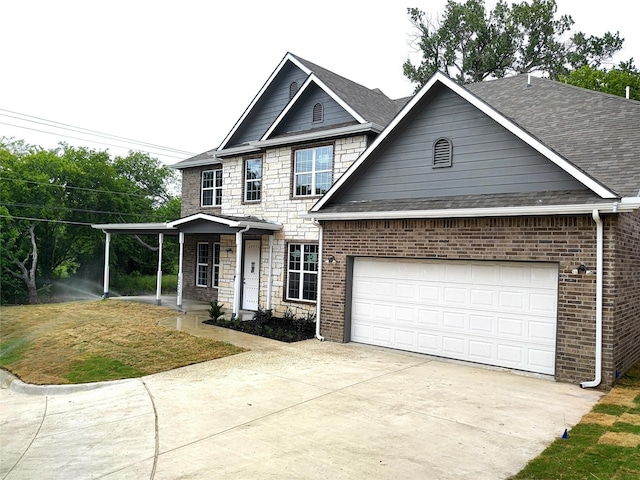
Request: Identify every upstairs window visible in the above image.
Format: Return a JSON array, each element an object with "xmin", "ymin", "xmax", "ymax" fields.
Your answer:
[
  {"xmin": 201, "ymin": 168, "xmax": 222, "ymax": 206},
  {"xmin": 289, "ymin": 81, "xmax": 299, "ymax": 99},
  {"xmin": 312, "ymin": 103, "xmax": 323, "ymax": 122},
  {"xmin": 433, "ymin": 138, "xmax": 452, "ymax": 168},
  {"xmin": 244, "ymin": 158, "xmax": 262, "ymax": 202},
  {"xmin": 287, "ymin": 243, "xmax": 318, "ymax": 302},
  {"xmin": 294, "ymin": 145, "xmax": 333, "ymax": 197}
]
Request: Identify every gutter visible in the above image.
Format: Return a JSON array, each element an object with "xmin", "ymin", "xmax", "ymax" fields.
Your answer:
[
  {"xmin": 581, "ymin": 209, "xmax": 603, "ymax": 388},
  {"xmin": 313, "ymin": 219, "xmax": 325, "ymax": 341}
]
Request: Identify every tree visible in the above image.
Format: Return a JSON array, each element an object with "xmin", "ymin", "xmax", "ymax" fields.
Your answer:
[
  {"xmin": 403, "ymin": 0, "xmax": 625, "ymax": 87},
  {"xmin": 0, "ymin": 140, "xmax": 180, "ymax": 304},
  {"xmin": 560, "ymin": 60, "xmax": 640, "ymax": 100}
]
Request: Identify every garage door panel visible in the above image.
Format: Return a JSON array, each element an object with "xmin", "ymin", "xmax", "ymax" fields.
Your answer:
[{"xmin": 351, "ymin": 258, "xmax": 558, "ymax": 375}]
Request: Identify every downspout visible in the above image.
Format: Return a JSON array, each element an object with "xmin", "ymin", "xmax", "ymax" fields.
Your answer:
[
  {"xmin": 266, "ymin": 234, "xmax": 274, "ymax": 310},
  {"xmin": 581, "ymin": 209, "xmax": 603, "ymax": 388},
  {"xmin": 177, "ymin": 232, "xmax": 184, "ymax": 309},
  {"xmin": 102, "ymin": 231, "xmax": 111, "ymax": 299},
  {"xmin": 233, "ymin": 225, "xmax": 251, "ymax": 317},
  {"xmin": 155, "ymin": 233, "xmax": 164, "ymax": 306},
  {"xmin": 313, "ymin": 219, "xmax": 325, "ymax": 341}
]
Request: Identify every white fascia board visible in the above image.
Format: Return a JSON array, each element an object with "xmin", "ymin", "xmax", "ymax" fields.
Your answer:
[
  {"xmin": 303, "ymin": 201, "xmax": 639, "ymax": 221},
  {"xmin": 239, "ymin": 220, "xmax": 283, "ymax": 231},
  {"xmin": 254, "ymin": 123, "xmax": 382, "ymax": 149},
  {"xmin": 261, "ymin": 74, "xmax": 367, "ymax": 141},
  {"xmin": 218, "ymin": 53, "xmax": 312, "ymax": 151},
  {"xmin": 311, "ymin": 71, "xmax": 617, "ymax": 212},
  {"xmin": 167, "ymin": 213, "xmax": 238, "ymax": 228},
  {"xmin": 91, "ymin": 222, "xmax": 173, "ymax": 230}
]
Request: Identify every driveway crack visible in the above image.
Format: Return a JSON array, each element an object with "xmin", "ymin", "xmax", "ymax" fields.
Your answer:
[{"xmin": 141, "ymin": 379, "xmax": 159, "ymax": 480}]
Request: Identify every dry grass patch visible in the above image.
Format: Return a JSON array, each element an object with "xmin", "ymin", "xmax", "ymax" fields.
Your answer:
[
  {"xmin": 620, "ymin": 413, "xmax": 640, "ymax": 426},
  {"xmin": 1, "ymin": 300, "xmax": 246, "ymax": 384},
  {"xmin": 581, "ymin": 412, "xmax": 618, "ymax": 426},
  {"xmin": 598, "ymin": 432, "xmax": 640, "ymax": 448},
  {"xmin": 600, "ymin": 388, "xmax": 640, "ymax": 408}
]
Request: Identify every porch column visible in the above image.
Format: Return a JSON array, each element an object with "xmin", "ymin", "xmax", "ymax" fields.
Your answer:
[
  {"xmin": 233, "ymin": 226, "xmax": 250, "ymax": 317},
  {"xmin": 177, "ymin": 232, "xmax": 184, "ymax": 309},
  {"xmin": 155, "ymin": 233, "xmax": 164, "ymax": 306},
  {"xmin": 102, "ymin": 231, "xmax": 111, "ymax": 298},
  {"xmin": 266, "ymin": 234, "xmax": 274, "ymax": 310}
]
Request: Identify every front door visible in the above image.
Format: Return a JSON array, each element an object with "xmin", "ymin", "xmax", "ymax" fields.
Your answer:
[{"xmin": 242, "ymin": 240, "xmax": 260, "ymax": 310}]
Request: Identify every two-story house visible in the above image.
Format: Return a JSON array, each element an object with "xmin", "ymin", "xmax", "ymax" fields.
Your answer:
[{"xmin": 94, "ymin": 52, "xmax": 405, "ymax": 320}]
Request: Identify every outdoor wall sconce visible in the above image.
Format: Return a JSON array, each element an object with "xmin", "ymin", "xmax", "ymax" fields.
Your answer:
[
  {"xmin": 326, "ymin": 255, "xmax": 336, "ymax": 264},
  {"xmin": 226, "ymin": 248, "xmax": 233, "ymax": 253},
  {"xmin": 572, "ymin": 264, "xmax": 595, "ymax": 275}
]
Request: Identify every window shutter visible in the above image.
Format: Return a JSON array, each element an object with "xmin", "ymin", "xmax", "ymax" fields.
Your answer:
[
  {"xmin": 313, "ymin": 103, "xmax": 323, "ymax": 122},
  {"xmin": 433, "ymin": 138, "xmax": 452, "ymax": 168}
]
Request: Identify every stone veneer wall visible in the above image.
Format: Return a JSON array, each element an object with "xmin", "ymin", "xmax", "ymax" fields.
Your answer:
[
  {"xmin": 319, "ymin": 215, "xmax": 621, "ymax": 386},
  {"xmin": 179, "ymin": 136, "xmax": 368, "ymax": 317}
]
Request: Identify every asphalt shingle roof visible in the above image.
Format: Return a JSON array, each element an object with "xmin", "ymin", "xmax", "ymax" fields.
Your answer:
[{"xmin": 466, "ymin": 76, "xmax": 640, "ymax": 198}]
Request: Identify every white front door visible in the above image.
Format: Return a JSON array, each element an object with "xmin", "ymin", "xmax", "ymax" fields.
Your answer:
[{"xmin": 242, "ymin": 240, "xmax": 261, "ymax": 310}]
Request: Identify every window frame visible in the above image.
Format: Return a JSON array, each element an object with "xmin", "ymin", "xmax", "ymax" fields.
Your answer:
[
  {"xmin": 293, "ymin": 144, "xmax": 334, "ymax": 198},
  {"xmin": 244, "ymin": 157, "xmax": 262, "ymax": 203},
  {"xmin": 201, "ymin": 168, "xmax": 223, "ymax": 207},
  {"xmin": 196, "ymin": 242, "xmax": 209, "ymax": 287},
  {"xmin": 286, "ymin": 242, "xmax": 319, "ymax": 303},
  {"xmin": 212, "ymin": 242, "xmax": 220, "ymax": 288}
]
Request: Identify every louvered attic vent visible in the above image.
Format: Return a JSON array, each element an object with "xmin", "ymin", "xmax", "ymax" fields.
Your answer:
[
  {"xmin": 433, "ymin": 138, "xmax": 452, "ymax": 168},
  {"xmin": 313, "ymin": 103, "xmax": 324, "ymax": 122},
  {"xmin": 289, "ymin": 82, "xmax": 299, "ymax": 99}
]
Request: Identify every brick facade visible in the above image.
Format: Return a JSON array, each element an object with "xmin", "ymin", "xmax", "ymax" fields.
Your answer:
[{"xmin": 319, "ymin": 214, "xmax": 629, "ymax": 386}]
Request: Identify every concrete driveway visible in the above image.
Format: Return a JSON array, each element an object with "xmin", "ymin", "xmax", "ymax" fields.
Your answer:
[{"xmin": 1, "ymin": 330, "xmax": 602, "ymax": 479}]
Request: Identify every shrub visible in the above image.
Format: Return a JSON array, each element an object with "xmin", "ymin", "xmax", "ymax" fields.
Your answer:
[{"xmin": 208, "ymin": 301, "xmax": 225, "ymax": 321}]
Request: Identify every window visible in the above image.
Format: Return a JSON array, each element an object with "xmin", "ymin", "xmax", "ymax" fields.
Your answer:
[
  {"xmin": 312, "ymin": 102, "xmax": 323, "ymax": 122},
  {"xmin": 213, "ymin": 242, "xmax": 220, "ymax": 288},
  {"xmin": 201, "ymin": 168, "xmax": 222, "ymax": 206},
  {"xmin": 244, "ymin": 158, "xmax": 262, "ymax": 202},
  {"xmin": 287, "ymin": 243, "xmax": 318, "ymax": 302},
  {"xmin": 289, "ymin": 81, "xmax": 299, "ymax": 99},
  {"xmin": 433, "ymin": 138, "xmax": 452, "ymax": 168},
  {"xmin": 294, "ymin": 145, "xmax": 333, "ymax": 196},
  {"xmin": 196, "ymin": 242, "xmax": 209, "ymax": 287}
]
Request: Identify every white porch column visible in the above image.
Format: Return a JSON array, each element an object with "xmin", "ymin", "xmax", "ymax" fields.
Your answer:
[
  {"xmin": 233, "ymin": 226, "xmax": 250, "ymax": 317},
  {"xmin": 155, "ymin": 233, "xmax": 164, "ymax": 306},
  {"xmin": 102, "ymin": 231, "xmax": 111, "ymax": 298},
  {"xmin": 266, "ymin": 234, "xmax": 274, "ymax": 310},
  {"xmin": 177, "ymin": 231, "xmax": 184, "ymax": 309}
]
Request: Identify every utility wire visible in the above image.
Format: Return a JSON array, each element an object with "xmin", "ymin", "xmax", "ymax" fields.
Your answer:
[
  {"xmin": 0, "ymin": 121, "xmax": 191, "ymax": 160},
  {"xmin": 0, "ymin": 108, "xmax": 196, "ymax": 156},
  {"xmin": 0, "ymin": 214, "xmax": 94, "ymax": 226},
  {"xmin": 0, "ymin": 177, "xmax": 162, "ymax": 199},
  {"xmin": 1, "ymin": 202, "xmax": 168, "ymax": 219}
]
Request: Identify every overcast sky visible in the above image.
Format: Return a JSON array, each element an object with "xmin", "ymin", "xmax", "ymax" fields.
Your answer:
[{"xmin": 2, "ymin": 0, "xmax": 638, "ymax": 165}]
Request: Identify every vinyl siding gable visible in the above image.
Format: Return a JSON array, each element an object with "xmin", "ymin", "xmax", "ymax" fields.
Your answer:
[
  {"xmin": 225, "ymin": 61, "xmax": 309, "ymax": 147},
  {"xmin": 334, "ymin": 85, "xmax": 587, "ymax": 204},
  {"xmin": 270, "ymin": 84, "xmax": 357, "ymax": 136}
]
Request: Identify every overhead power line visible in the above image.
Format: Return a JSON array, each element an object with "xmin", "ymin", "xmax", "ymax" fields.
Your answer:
[
  {"xmin": 0, "ymin": 177, "xmax": 159, "ymax": 199},
  {"xmin": 0, "ymin": 214, "xmax": 94, "ymax": 226},
  {"xmin": 0, "ymin": 107, "xmax": 198, "ymax": 160},
  {"xmin": 1, "ymin": 202, "xmax": 167, "ymax": 219}
]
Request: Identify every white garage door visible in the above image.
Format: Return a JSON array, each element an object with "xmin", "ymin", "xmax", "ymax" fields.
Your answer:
[{"xmin": 351, "ymin": 258, "xmax": 558, "ymax": 375}]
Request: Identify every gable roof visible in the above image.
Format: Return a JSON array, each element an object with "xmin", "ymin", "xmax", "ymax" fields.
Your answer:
[{"xmin": 311, "ymin": 72, "xmax": 640, "ymax": 214}]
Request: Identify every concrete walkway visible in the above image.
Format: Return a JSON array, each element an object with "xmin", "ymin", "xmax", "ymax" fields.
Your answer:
[{"xmin": 1, "ymin": 324, "xmax": 602, "ymax": 479}]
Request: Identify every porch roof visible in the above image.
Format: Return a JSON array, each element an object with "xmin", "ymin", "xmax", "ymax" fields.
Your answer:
[{"xmin": 92, "ymin": 214, "xmax": 282, "ymax": 236}]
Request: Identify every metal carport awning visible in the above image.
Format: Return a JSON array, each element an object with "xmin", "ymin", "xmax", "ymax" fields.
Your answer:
[{"xmin": 93, "ymin": 213, "xmax": 282, "ymax": 313}]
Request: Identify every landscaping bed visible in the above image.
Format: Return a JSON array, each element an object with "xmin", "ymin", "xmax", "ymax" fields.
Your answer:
[{"xmin": 203, "ymin": 305, "xmax": 316, "ymax": 343}]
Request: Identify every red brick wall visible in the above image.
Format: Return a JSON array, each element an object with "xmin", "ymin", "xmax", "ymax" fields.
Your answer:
[
  {"xmin": 320, "ymin": 215, "xmax": 619, "ymax": 385},
  {"xmin": 611, "ymin": 210, "xmax": 640, "ymax": 379}
]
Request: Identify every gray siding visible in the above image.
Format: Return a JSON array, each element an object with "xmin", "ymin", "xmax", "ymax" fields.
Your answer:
[
  {"xmin": 272, "ymin": 84, "xmax": 356, "ymax": 136},
  {"xmin": 336, "ymin": 87, "xmax": 586, "ymax": 203},
  {"xmin": 226, "ymin": 61, "xmax": 308, "ymax": 147}
]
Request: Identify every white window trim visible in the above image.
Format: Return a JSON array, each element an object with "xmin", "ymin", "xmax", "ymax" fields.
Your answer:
[
  {"xmin": 196, "ymin": 242, "xmax": 209, "ymax": 287},
  {"xmin": 294, "ymin": 145, "xmax": 333, "ymax": 197},
  {"xmin": 201, "ymin": 169, "xmax": 222, "ymax": 207},
  {"xmin": 286, "ymin": 243, "xmax": 319, "ymax": 302},
  {"xmin": 212, "ymin": 242, "xmax": 220, "ymax": 288}
]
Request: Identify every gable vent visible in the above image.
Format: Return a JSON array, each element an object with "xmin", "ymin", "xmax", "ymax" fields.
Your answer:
[
  {"xmin": 289, "ymin": 81, "xmax": 299, "ymax": 99},
  {"xmin": 433, "ymin": 138, "xmax": 452, "ymax": 168},
  {"xmin": 313, "ymin": 102, "xmax": 324, "ymax": 122}
]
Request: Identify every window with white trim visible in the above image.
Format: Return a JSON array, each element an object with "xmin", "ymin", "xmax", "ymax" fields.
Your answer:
[
  {"xmin": 287, "ymin": 243, "xmax": 318, "ymax": 302},
  {"xmin": 201, "ymin": 168, "xmax": 222, "ymax": 207},
  {"xmin": 213, "ymin": 242, "xmax": 220, "ymax": 288},
  {"xmin": 244, "ymin": 158, "xmax": 262, "ymax": 202},
  {"xmin": 196, "ymin": 242, "xmax": 209, "ymax": 287},
  {"xmin": 294, "ymin": 145, "xmax": 333, "ymax": 197}
]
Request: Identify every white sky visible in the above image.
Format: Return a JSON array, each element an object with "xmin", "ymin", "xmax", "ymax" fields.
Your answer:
[{"xmin": 1, "ymin": 0, "xmax": 638, "ymax": 165}]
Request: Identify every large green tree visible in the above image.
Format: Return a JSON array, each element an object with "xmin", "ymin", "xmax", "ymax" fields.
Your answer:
[
  {"xmin": 404, "ymin": 0, "xmax": 625, "ymax": 87},
  {"xmin": 0, "ymin": 140, "xmax": 180, "ymax": 304},
  {"xmin": 560, "ymin": 60, "xmax": 640, "ymax": 100}
]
